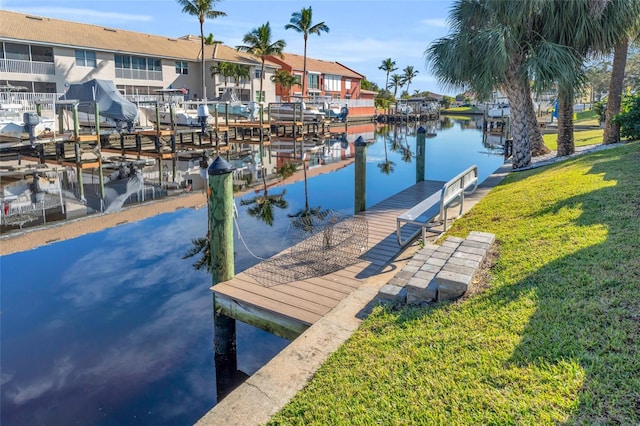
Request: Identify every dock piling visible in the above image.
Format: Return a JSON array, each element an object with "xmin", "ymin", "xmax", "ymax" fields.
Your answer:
[
  {"xmin": 354, "ymin": 136, "xmax": 367, "ymax": 214},
  {"xmin": 416, "ymin": 126, "xmax": 426, "ymax": 183}
]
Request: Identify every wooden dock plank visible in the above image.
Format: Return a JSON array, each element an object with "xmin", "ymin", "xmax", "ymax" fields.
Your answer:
[{"xmin": 212, "ymin": 179, "xmax": 446, "ymax": 334}]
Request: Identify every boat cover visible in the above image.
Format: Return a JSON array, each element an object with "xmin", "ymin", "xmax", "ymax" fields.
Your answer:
[{"xmin": 60, "ymin": 79, "xmax": 139, "ymax": 126}]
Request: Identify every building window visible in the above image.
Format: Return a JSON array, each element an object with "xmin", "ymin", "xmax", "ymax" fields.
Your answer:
[
  {"xmin": 255, "ymin": 91, "xmax": 265, "ymax": 102},
  {"xmin": 345, "ymin": 79, "xmax": 352, "ymax": 90},
  {"xmin": 75, "ymin": 50, "xmax": 96, "ymax": 67},
  {"xmin": 175, "ymin": 61, "xmax": 188, "ymax": 75},
  {"xmin": 254, "ymin": 69, "xmax": 263, "ymax": 79},
  {"xmin": 294, "ymin": 74, "xmax": 302, "ymax": 85},
  {"xmin": 324, "ymin": 75, "xmax": 341, "ymax": 92},
  {"xmin": 115, "ymin": 54, "xmax": 162, "ymax": 80},
  {"xmin": 4, "ymin": 43, "xmax": 29, "ymax": 60},
  {"xmin": 31, "ymin": 45, "xmax": 54, "ymax": 63},
  {"xmin": 308, "ymin": 74, "xmax": 319, "ymax": 90}
]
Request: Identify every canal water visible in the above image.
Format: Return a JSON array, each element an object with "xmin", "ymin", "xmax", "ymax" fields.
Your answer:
[{"xmin": 1, "ymin": 117, "xmax": 504, "ymax": 425}]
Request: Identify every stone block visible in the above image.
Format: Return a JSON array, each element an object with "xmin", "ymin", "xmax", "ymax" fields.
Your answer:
[
  {"xmin": 447, "ymin": 256, "xmax": 480, "ymax": 270},
  {"xmin": 441, "ymin": 240, "xmax": 461, "ymax": 250},
  {"xmin": 452, "ymin": 251, "xmax": 483, "ymax": 263},
  {"xmin": 414, "ymin": 270, "xmax": 436, "ymax": 281},
  {"xmin": 460, "ymin": 239, "xmax": 491, "ymax": 251},
  {"xmin": 388, "ymin": 277, "xmax": 408, "ymax": 287},
  {"xmin": 406, "ymin": 277, "xmax": 438, "ymax": 303},
  {"xmin": 422, "ymin": 243, "xmax": 441, "ymax": 252},
  {"xmin": 426, "ymin": 257, "xmax": 447, "ymax": 267},
  {"xmin": 442, "ymin": 262, "xmax": 476, "ymax": 276},
  {"xmin": 395, "ymin": 270, "xmax": 415, "ymax": 280},
  {"xmin": 432, "ymin": 250, "xmax": 452, "ymax": 260},
  {"xmin": 456, "ymin": 245, "xmax": 486, "ymax": 257},
  {"xmin": 467, "ymin": 231, "xmax": 495, "ymax": 245},
  {"xmin": 403, "ymin": 264, "xmax": 420, "ymax": 274},
  {"xmin": 412, "ymin": 252, "xmax": 430, "ymax": 262},
  {"xmin": 436, "ymin": 270, "xmax": 472, "ymax": 301},
  {"xmin": 407, "ymin": 259, "xmax": 423, "ymax": 268},
  {"xmin": 377, "ymin": 284, "xmax": 407, "ymax": 304},
  {"xmin": 420, "ymin": 263, "xmax": 442, "ymax": 273},
  {"xmin": 435, "ymin": 245, "xmax": 456, "ymax": 255}
]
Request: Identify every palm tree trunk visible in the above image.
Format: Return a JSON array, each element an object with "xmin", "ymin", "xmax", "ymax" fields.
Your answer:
[
  {"xmin": 557, "ymin": 85, "xmax": 575, "ymax": 156},
  {"xmin": 200, "ymin": 19, "xmax": 206, "ymax": 101},
  {"xmin": 525, "ymin": 90, "xmax": 550, "ymax": 156},
  {"xmin": 302, "ymin": 36, "xmax": 308, "ymax": 99},
  {"xmin": 603, "ymin": 36, "xmax": 629, "ymax": 145},
  {"xmin": 504, "ymin": 63, "xmax": 531, "ymax": 169}
]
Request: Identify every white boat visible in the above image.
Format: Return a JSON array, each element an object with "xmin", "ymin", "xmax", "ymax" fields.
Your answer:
[
  {"xmin": 268, "ymin": 102, "xmax": 327, "ymax": 122},
  {"xmin": 488, "ymin": 104, "xmax": 510, "ymax": 117},
  {"xmin": 0, "ymin": 103, "xmax": 55, "ymax": 144},
  {"xmin": 141, "ymin": 103, "xmax": 206, "ymax": 127}
]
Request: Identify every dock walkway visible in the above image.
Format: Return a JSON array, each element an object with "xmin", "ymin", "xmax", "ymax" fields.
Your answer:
[{"xmin": 212, "ymin": 179, "xmax": 445, "ymax": 339}]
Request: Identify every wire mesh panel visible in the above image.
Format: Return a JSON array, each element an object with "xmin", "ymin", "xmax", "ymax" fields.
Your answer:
[{"xmin": 245, "ymin": 210, "xmax": 368, "ymax": 287}]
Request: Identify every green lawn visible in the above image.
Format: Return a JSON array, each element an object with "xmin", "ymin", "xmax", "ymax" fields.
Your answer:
[
  {"xmin": 543, "ymin": 129, "xmax": 604, "ymax": 151},
  {"xmin": 269, "ymin": 141, "xmax": 640, "ymax": 425}
]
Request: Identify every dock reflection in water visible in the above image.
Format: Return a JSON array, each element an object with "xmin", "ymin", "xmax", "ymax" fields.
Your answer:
[{"xmin": 1, "ymin": 118, "xmax": 504, "ymax": 425}]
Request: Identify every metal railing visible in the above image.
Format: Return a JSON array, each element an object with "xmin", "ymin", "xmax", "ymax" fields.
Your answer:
[
  {"xmin": 115, "ymin": 68, "xmax": 163, "ymax": 81},
  {"xmin": 0, "ymin": 58, "xmax": 55, "ymax": 75}
]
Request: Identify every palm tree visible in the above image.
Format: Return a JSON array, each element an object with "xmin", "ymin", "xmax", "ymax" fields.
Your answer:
[
  {"xmin": 378, "ymin": 137, "xmax": 395, "ymax": 175},
  {"xmin": 231, "ymin": 63, "xmax": 250, "ymax": 89},
  {"xmin": 379, "ymin": 58, "xmax": 397, "ymax": 93},
  {"xmin": 402, "ymin": 65, "xmax": 419, "ymax": 95},
  {"xmin": 176, "ymin": 0, "xmax": 226, "ymax": 101},
  {"xmin": 237, "ymin": 22, "xmax": 286, "ymax": 187},
  {"xmin": 427, "ymin": 0, "xmax": 581, "ymax": 168},
  {"xmin": 240, "ymin": 188, "xmax": 288, "ymax": 226},
  {"xmin": 203, "ymin": 32, "xmax": 216, "ymax": 45},
  {"xmin": 271, "ymin": 69, "xmax": 298, "ymax": 101},
  {"xmin": 210, "ymin": 61, "xmax": 235, "ymax": 88},
  {"xmin": 603, "ymin": 36, "xmax": 630, "ymax": 145},
  {"xmin": 183, "ymin": 231, "xmax": 212, "ymax": 272},
  {"xmin": 603, "ymin": 14, "xmax": 639, "ymax": 145},
  {"xmin": 538, "ymin": 0, "xmax": 640, "ymax": 155},
  {"xmin": 285, "ymin": 7, "xmax": 329, "ymax": 99},
  {"xmin": 389, "ymin": 73, "xmax": 404, "ymax": 99}
]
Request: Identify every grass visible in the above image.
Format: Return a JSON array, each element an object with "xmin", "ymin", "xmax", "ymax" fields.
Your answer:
[
  {"xmin": 543, "ymin": 129, "xmax": 604, "ymax": 151},
  {"xmin": 268, "ymin": 141, "xmax": 640, "ymax": 425},
  {"xmin": 444, "ymin": 106, "xmax": 481, "ymax": 113}
]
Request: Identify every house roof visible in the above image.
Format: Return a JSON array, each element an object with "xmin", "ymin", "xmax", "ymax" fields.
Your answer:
[
  {"xmin": 269, "ymin": 52, "xmax": 363, "ymax": 79},
  {"xmin": 0, "ymin": 10, "xmax": 274, "ymax": 67}
]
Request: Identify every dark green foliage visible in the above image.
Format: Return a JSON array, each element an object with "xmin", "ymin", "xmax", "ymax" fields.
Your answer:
[{"xmin": 613, "ymin": 94, "xmax": 640, "ymax": 140}]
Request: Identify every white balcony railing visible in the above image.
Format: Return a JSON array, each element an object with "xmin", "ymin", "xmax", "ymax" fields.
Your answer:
[
  {"xmin": 115, "ymin": 68, "xmax": 163, "ymax": 81},
  {"xmin": 0, "ymin": 58, "xmax": 56, "ymax": 75}
]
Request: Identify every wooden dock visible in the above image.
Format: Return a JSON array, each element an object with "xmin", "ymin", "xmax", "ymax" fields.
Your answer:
[{"xmin": 212, "ymin": 179, "xmax": 445, "ymax": 339}]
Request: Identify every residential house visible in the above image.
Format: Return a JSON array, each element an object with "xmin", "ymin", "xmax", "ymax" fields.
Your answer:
[{"xmin": 265, "ymin": 52, "xmax": 364, "ymax": 102}]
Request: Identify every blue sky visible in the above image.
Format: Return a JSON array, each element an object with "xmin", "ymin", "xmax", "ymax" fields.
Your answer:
[{"xmin": 1, "ymin": 0, "xmax": 458, "ymax": 95}]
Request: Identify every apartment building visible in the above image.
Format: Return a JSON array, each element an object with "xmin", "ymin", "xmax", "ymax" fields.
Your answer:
[{"xmin": 0, "ymin": 10, "xmax": 277, "ymax": 101}]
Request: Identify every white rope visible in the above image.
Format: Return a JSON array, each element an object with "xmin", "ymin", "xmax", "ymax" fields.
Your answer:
[{"xmin": 232, "ymin": 198, "xmax": 290, "ymax": 261}]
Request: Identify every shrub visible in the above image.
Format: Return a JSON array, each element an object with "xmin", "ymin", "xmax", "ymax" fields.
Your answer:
[{"xmin": 613, "ymin": 94, "xmax": 640, "ymax": 140}]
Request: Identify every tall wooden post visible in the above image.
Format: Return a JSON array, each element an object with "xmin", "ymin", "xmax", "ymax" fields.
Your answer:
[
  {"xmin": 354, "ymin": 136, "xmax": 367, "ymax": 214},
  {"xmin": 72, "ymin": 103, "xmax": 84, "ymax": 202},
  {"xmin": 208, "ymin": 157, "xmax": 238, "ymax": 399},
  {"xmin": 94, "ymin": 101, "xmax": 106, "ymax": 209},
  {"xmin": 416, "ymin": 125, "xmax": 426, "ymax": 184},
  {"xmin": 58, "ymin": 105, "xmax": 65, "ymax": 134}
]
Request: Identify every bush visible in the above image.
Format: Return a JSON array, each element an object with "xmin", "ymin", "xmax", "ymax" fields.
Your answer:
[{"xmin": 613, "ymin": 94, "xmax": 640, "ymax": 140}]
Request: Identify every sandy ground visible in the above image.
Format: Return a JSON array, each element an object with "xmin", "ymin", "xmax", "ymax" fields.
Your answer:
[{"xmin": 0, "ymin": 158, "xmax": 355, "ymax": 256}]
